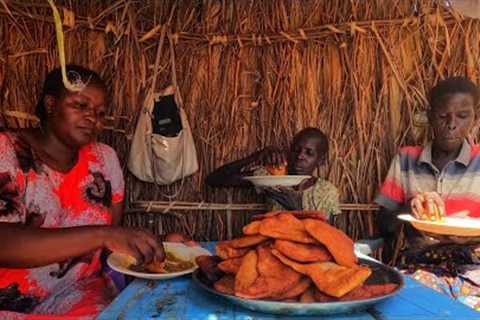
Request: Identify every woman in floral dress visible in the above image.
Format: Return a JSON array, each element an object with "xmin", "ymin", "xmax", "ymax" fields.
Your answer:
[{"xmin": 0, "ymin": 65, "xmax": 165, "ymax": 319}]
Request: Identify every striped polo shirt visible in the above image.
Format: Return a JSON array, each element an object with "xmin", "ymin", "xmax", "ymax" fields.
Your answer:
[{"xmin": 375, "ymin": 140, "xmax": 480, "ymax": 217}]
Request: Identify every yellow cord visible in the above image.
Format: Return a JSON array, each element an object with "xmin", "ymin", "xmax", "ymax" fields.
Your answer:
[{"xmin": 47, "ymin": 0, "xmax": 84, "ymax": 92}]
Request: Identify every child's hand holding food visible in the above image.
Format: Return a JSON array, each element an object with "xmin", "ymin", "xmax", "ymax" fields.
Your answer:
[{"xmin": 410, "ymin": 192, "xmax": 445, "ymax": 221}]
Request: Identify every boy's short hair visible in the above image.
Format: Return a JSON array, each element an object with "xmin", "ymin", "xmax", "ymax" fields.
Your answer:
[
  {"xmin": 429, "ymin": 77, "xmax": 479, "ymax": 112},
  {"xmin": 293, "ymin": 127, "xmax": 328, "ymax": 156}
]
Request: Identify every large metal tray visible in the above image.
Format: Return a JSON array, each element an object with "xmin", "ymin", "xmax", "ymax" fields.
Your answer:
[{"xmin": 192, "ymin": 258, "xmax": 403, "ymax": 316}]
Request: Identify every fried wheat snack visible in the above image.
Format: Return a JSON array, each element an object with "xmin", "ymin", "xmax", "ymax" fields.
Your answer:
[
  {"xmin": 214, "ymin": 275, "xmax": 235, "ymax": 295},
  {"xmin": 303, "ymin": 219, "xmax": 357, "ymax": 267},
  {"xmin": 218, "ymin": 257, "xmax": 243, "ymax": 274},
  {"xmin": 227, "ymin": 235, "xmax": 269, "ymax": 248},
  {"xmin": 272, "ymin": 249, "xmax": 371, "ymax": 298},
  {"xmin": 234, "ymin": 250, "xmax": 259, "ymax": 294},
  {"xmin": 216, "ymin": 242, "xmax": 249, "ymax": 259},
  {"xmin": 235, "ymin": 246, "xmax": 302, "ymax": 299},
  {"xmin": 271, "ymin": 277, "xmax": 311, "ymax": 300},
  {"xmin": 258, "ymin": 213, "xmax": 316, "ymax": 244},
  {"xmin": 242, "ymin": 220, "xmax": 261, "ymax": 235},
  {"xmin": 273, "ymin": 239, "xmax": 332, "ymax": 263}
]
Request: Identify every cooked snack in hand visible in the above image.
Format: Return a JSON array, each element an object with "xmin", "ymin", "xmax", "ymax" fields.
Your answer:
[
  {"xmin": 266, "ymin": 164, "xmax": 287, "ymax": 176},
  {"xmin": 272, "ymin": 249, "xmax": 371, "ymax": 298},
  {"xmin": 218, "ymin": 257, "xmax": 243, "ymax": 274},
  {"xmin": 235, "ymin": 250, "xmax": 259, "ymax": 293},
  {"xmin": 259, "ymin": 213, "xmax": 316, "ymax": 244},
  {"xmin": 274, "ymin": 239, "xmax": 332, "ymax": 263},
  {"xmin": 227, "ymin": 235, "xmax": 269, "ymax": 248},
  {"xmin": 216, "ymin": 242, "xmax": 249, "ymax": 259},
  {"xmin": 214, "ymin": 275, "xmax": 235, "ymax": 295},
  {"xmin": 411, "ymin": 192, "xmax": 445, "ymax": 222},
  {"xmin": 242, "ymin": 220, "xmax": 261, "ymax": 235},
  {"xmin": 303, "ymin": 219, "xmax": 357, "ymax": 267}
]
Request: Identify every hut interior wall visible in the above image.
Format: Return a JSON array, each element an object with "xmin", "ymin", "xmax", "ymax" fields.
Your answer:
[{"xmin": 0, "ymin": 0, "xmax": 476, "ymax": 241}]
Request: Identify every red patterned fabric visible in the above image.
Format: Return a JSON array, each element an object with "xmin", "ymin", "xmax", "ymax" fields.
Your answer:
[{"xmin": 0, "ymin": 132, "xmax": 124, "ymax": 319}]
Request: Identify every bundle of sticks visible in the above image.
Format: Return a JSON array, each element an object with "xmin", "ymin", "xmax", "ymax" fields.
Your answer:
[{"xmin": 197, "ymin": 211, "xmax": 398, "ymax": 302}]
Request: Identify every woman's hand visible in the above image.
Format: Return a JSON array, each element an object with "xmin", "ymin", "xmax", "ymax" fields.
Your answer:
[
  {"xmin": 410, "ymin": 192, "xmax": 445, "ymax": 221},
  {"xmin": 102, "ymin": 227, "xmax": 165, "ymax": 265},
  {"xmin": 164, "ymin": 232, "xmax": 199, "ymax": 247}
]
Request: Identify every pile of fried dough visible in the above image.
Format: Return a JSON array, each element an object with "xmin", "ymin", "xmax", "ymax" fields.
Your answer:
[{"xmin": 197, "ymin": 211, "xmax": 398, "ymax": 303}]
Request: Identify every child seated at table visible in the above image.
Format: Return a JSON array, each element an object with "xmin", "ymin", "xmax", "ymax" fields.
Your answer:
[{"xmin": 206, "ymin": 128, "xmax": 340, "ymax": 220}]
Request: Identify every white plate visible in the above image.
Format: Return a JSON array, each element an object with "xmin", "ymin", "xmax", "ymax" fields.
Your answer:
[
  {"xmin": 107, "ymin": 242, "xmax": 211, "ymax": 280},
  {"xmin": 243, "ymin": 175, "xmax": 311, "ymax": 187},
  {"xmin": 398, "ymin": 214, "xmax": 480, "ymax": 236}
]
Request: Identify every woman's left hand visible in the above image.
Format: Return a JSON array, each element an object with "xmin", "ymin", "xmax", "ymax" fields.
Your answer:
[
  {"xmin": 262, "ymin": 186, "xmax": 303, "ymax": 210},
  {"xmin": 164, "ymin": 233, "xmax": 200, "ymax": 247}
]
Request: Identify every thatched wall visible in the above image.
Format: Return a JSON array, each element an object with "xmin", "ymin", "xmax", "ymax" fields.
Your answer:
[{"xmin": 0, "ymin": 0, "xmax": 478, "ymax": 241}]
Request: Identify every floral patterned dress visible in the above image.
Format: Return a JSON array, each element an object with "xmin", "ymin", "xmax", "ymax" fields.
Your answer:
[{"xmin": 0, "ymin": 132, "xmax": 124, "ymax": 319}]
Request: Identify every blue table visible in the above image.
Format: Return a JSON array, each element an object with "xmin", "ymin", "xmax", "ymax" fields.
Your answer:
[{"xmin": 98, "ymin": 243, "xmax": 480, "ymax": 320}]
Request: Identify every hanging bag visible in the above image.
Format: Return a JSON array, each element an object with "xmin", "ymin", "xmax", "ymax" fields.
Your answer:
[{"xmin": 128, "ymin": 28, "xmax": 198, "ymax": 185}]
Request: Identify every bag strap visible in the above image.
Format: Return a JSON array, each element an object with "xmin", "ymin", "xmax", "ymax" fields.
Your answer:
[
  {"xmin": 151, "ymin": 25, "xmax": 167, "ymax": 99},
  {"xmin": 149, "ymin": 30, "xmax": 188, "ymax": 199}
]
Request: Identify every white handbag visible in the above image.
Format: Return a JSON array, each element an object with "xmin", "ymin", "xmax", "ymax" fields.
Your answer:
[{"xmin": 128, "ymin": 85, "xmax": 199, "ymax": 185}]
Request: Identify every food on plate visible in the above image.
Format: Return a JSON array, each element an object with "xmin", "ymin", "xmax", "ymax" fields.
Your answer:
[
  {"xmin": 195, "ymin": 211, "xmax": 399, "ymax": 303},
  {"xmin": 270, "ymin": 277, "xmax": 311, "ymax": 300},
  {"xmin": 130, "ymin": 251, "xmax": 194, "ymax": 274},
  {"xmin": 273, "ymin": 239, "xmax": 332, "ymax": 263},
  {"xmin": 410, "ymin": 192, "xmax": 445, "ymax": 222},
  {"xmin": 218, "ymin": 257, "xmax": 243, "ymax": 274},
  {"xmin": 303, "ymin": 219, "xmax": 357, "ymax": 267},
  {"xmin": 272, "ymin": 249, "xmax": 371, "ymax": 298},
  {"xmin": 227, "ymin": 235, "xmax": 269, "ymax": 248},
  {"xmin": 266, "ymin": 164, "xmax": 287, "ymax": 176},
  {"xmin": 242, "ymin": 220, "xmax": 261, "ymax": 235},
  {"xmin": 215, "ymin": 243, "xmax": 249, "ymax": 259},
  {"xmin": 235, "ymin": 245, "xmax": 302, "ymax": 299},
  {"xmin": 258, "ymin": 212, "xmax": 316, "ymax": 244},
  {"xmin": 235, "ymin": 250, "xmax": 259, "ymax": 293},
  {"xmin": 214, "ymin": 275, "xmax": 235, "ymax": 295}
]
